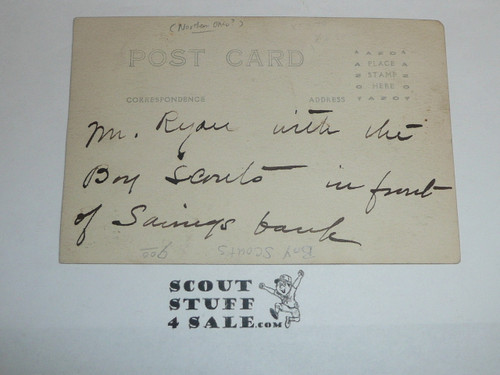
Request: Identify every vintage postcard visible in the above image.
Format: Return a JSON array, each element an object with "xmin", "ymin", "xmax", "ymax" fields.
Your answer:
[{"xmin": 60, "ymin": 17, "xmax": 460, "ymax": 264}]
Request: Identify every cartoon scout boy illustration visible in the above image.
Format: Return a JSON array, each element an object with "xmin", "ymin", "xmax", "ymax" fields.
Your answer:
[{"xmin": 259, "ymin": 270, "xmax": 304, "ymax": 328}]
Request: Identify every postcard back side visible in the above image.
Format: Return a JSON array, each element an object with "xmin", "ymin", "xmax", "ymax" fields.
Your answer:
[{"xmin": 60, "ymin": 17, "xmax": 460, "ymax": 264}]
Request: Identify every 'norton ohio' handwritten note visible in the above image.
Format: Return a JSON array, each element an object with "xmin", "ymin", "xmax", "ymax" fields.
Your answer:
[{"xmin": 60, "ymin": 17, "xmax": 460, "ymax": 264}]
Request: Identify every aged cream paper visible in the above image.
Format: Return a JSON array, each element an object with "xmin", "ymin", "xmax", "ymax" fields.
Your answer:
[{"xmin": 60, "ymin": 17, "xmax": 459, "ymax": 264}]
